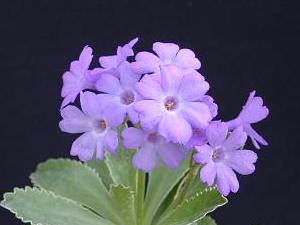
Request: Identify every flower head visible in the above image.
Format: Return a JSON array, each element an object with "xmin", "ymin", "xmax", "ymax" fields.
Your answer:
[
  {"xmin": 59, "ymin": 91, "xmax": 123, "ymax": 161},
  {"xmin": 131, "ymin": 42, "xmax": 201, "ymax": 74},
  {"xmin": 122, "ymin": 127, "xmax": 186, "ymax": 172},
  {"xmin": 61, "ymin": 46, "xmax": 94, "ymax": 108},
  {"xmin": 135, "ymin": 65, "xmax": 212, "ymax": 144},
  {"xmin": 95, "ymin": 62, "xmax": 142, "ymax": 124},
  {"xmin": 193, "ymin": 122, "xmax": 258, "ymax": 196},
  {"xmin": 225, "ymin": 91, "xmax": 269, "ymax": 149}
]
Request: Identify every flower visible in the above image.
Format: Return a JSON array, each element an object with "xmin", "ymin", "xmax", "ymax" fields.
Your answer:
[
  {"xmin": 99, "ymin": 38, "xmax": 138, "ymax": 77},
  {"xmin": 134, "ymin": 65, "xmax": 212, "ymax": 144},
  {"xmin": 225, "ymin": 91, "xmax": 269, "ymax": 149},
  {"xmin": 122, "ymin": 127, "xmax": 186, "ymax": 172},
  {"xmin": 61, "ymin": 46, "xmax": 94, "ymax": 108},
  {"xmin": 59, "ymin": 91, "xmax": 123, "ymax": 161},
  {"xmin": 193, "ymin": 122, "xmax": 258, "ymax": 196},
  {"xmin": 185, "ymin": 127, "xmax": 207, "ymax": 150},
  {"xmin": 95, "ymin": 62, "xmax": 142, "ymax": 124},
  {"xmin": 131, "ymin": 42, "xmax": 201, "ymax": 74},
  {"xmin": 185, "ymin": 96, "xmax": 218, "ymax": 149}
]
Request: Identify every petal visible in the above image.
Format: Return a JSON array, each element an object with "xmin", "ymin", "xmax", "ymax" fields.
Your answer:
[
  {"xmin": 79, "ymin": 46, "xmax": 93, "ymax": 71},
  {"xmin": 95, "ymin": 140, "xmax": 104, "ymax": 160},
  {"xmin": 223, "ymin": 127, "xmax": 247, "ymax": 150},
  {"xmin": 181, "ymin": 102, "xmax": 212, "ymax": 128},
  {"xmin": 134, "ymin": 100, "xmax": 163, "ymax": 129},
  {"xmin": 122, "ymin": 127, "xmax": 146, "ymax": 149},
  {"xmin": 133, "ymin": 144, "xmax": 157, "ymax": 172},
  {"xmin": 153, "ymin": 42, "xmax": 179, "ymax": 61},
  {"xmin": 127, "ymin": 106, "xmax": 139, "ymax": 124},
  {"xmin": 86, "ymin": 68, "xmax": 105, "ymax": 84},
  {"xmin": 70, "ymin": 132, "xmax": 96, "ymax": 162},
  {"xmin": 131, "ymin": 52, "xmax": 160, "ymax": 74},
  {"xmin": 200, "ymin": 161, "xmax": 216, "ymax": 186},
  {"xmin": 95, "ymin": 73, "xmax": 121, "ymax": 94},
  {"xmin": 226, "ymin": 150, "xmax": 257, "ymax": 175},
  {"xmin": 99, "ymin": 55, "xmax": 117, "ymax": 69},
  {"xmin": 61, "ymin": 71, "xmax": 77, "ymax": 98},
  {"xmin": 160, "ymin": 65, "xmax": 183, "ymax": 94},
  {"xmin": 80, "ymin": 92, "xmax": 103, "ymax": 119},
  {"xmin": 158, "ymin": 114, "xmax": 192, "ymax": 144},
  {"xmin": 103, "ymin": 130, "xmax": 118, "ymax": 154},
  {"xmin": 206, "ymin": 121, "xmax": 228, "ymax": 147},
  {"xmin": 119, "ymin": 62, "xmax": 141, "ymax": 89},
  {"xmin": 201, "ymin": 96, "xmax": 218, "ymax": 118},
  {"xmin": 174, "ymin": 48, "xmax": 201, "ymax": 69},
  {"xmin": 61, "ymin": 94, "xmax": 77, "ymax": 109},
  {"xmin": 135, "ymin": 52, "xmax": 159, "ymax": 62},
  {"xmin": 101, "ymin": 98, "xmax": 126, "ymax": 127},
  {"xmin": 135, "ymin": 74, "xmax": 164, "ymax": 100},
  {"xmin": 244, "ymin": 124, "xmax": 268, "ymax": 149},
  {"xmin": 61, "ymin": 71, "xmax": 89, "ymax": 108},
  {"xmin": 194, "ymin": 144, "xmax": 213, "ymax": 164},
  {"xmin": 59, "ymin": 105, "xmax": 91, "ymax": 133},
  {"xmin": 215, "ymin": 163, "xmax": 239, "ymax": 196},
  {"xmin": 185, "ymin": 136, "xmax": 206, "ymax": 150},
  {"xmin": 239, "ymin": 91, "xmax": 269, "ymax": 124},
  {"xmin": 116, "ymin": 38, "xmax": 139, "ymax": 64},
  {"xmin": 178, "ymin": 72, "xmax": 209, "ymax": 101},
  {"xmin": 70, "ymin": 61, "xmax": 83, "ymax": 76},
  {"xmin": 157, "ymin": 141, "xmax": 185, "ymax": 169},
  {"xmin": 185, "ymin": 130, "xmax": 207, "ymax": 150}
]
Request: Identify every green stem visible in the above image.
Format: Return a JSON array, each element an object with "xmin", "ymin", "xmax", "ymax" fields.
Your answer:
[
  {"xmin": 173, "ymin": 155, "xmax": 199, "ymax": 208},
  {"xmin": 136, "ymin": 169, "xmax": 145, "ymax": 225}
]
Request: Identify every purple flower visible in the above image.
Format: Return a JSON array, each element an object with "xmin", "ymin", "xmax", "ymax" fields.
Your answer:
[
  {"xmin": 122, "ymin": 127, "xmax": 186, "ymax": 172},
  {"xmin": 59, "ymin": 91, "xmax": 123, "ymax": 161},
  {"xmin": 95, "ymin": 62, "xmax": 142, "ymax": 124},
  {"xmin": 193, "ymin": 122, "xmax": 258, "ymax": 196},
  {"xmin": 185, "ymin": 96, "xmax": 218, "ymax": 149},
  {"xmin": 99, "ymin": 38, "xmax": 138, "ymax": 77},
  {"xmin": 131, "ymin": 42, "xmax": 201, "ymax": 74},
  {"xmin": 61, "ymin": 46, "xmax": 94, "ymax": 108},
  {"xmin": 225, "ymin": 91, "xmax": 269, "ymax": 149},
  {"xmin": 185, "ymin": 127, "xmax": 207, "ymax": 150},
  {"xmin": 134, "ymin": 65, "xmax": 212, "ymax": 144}
]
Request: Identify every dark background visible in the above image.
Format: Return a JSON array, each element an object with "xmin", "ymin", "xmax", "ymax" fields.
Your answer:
[{"xmin": 1, "ymin": 0, "xmax": 299, "ymax": 224}]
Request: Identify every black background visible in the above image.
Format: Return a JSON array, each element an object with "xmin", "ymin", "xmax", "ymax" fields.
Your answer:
[{"xmin": 1, "ymin": 0, "xmax": 299, "ymax": 224}]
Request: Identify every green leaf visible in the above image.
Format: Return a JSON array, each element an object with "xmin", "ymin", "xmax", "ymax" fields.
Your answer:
[
  {"xmin": 186, "ymin": 177, "xmax": 208, "ymax": 199},
  {"xmin": 105, "ymin": 148, "xmax": 136, "ymax": 190},
  {"xmin": 1, "ymin": 187, "xmax": 114, "ymax": 225},
  {"xmin": 197, "ymin": 216, "xmax": 217, "ymax": 225},
  {"xmin": 156, "ymin": 186, "xmax": 227, "ymax": 225},
  {"xmin": 86, "ymin": 159, "xmax": 113, "ymax": 189},
  {"xmin": 105, "ymin": 124, "xmax": 137, "ymax": 190},
  {"xmin": 30, "ymin": 158, "xmax": 120, "ymax": 223},
  {"xmin": 144, "ymin": 160, "xmax": 189, "ymax": 225},
  {"xmin": 110, "ymin": 185, "xmax": 137, "ymax": 225}
]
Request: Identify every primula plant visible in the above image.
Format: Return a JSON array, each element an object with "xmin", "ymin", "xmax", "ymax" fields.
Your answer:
[{"xmin": 1, "ymin": 38, "xmax": 269, "ymax": 225}]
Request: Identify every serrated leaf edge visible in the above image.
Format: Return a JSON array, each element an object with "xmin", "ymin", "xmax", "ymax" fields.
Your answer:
[
  {"xmin": 0, "ymin": 186, "xmax": 103, "ymax": 225},
  {"xmin": 160, "ymin": 186, "xmax": 227, "ymax": 225},
  {"xmin": 29, "ymin": 158, "xmax": 107, "ymax": 192}
]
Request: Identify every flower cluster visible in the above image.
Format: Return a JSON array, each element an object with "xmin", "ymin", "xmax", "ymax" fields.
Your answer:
[{"xmin": 59, "ymin": 38, "xmax": 269, "ymax": 196}]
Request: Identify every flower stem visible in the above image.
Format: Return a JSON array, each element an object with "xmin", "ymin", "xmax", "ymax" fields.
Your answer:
[
  {"xmin": 136, "ymin": 169, "xmax": 145, "ymax": 225},
  {"xmin": 173, "ymin": 154, "xmax": 199, "ymax": 208}
]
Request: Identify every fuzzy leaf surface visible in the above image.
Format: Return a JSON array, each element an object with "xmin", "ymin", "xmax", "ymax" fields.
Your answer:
[
  {"xmin": 144, "ymin": 160, "xmax": 189, "ymax": 224},
  {"xmin": 156, "ymin": 187, "xmax": 227, "ymax": 225},
  {"xmin": 110, "ymin": 185, "xmax": 137, "ymax": 225},
  {"xmin": 1, "ymin": 187, "xmax": 114, "ymax": 225},
  {"xmin": 30, "ymin": 158, "xmax": 120, "ymax": 223}
]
